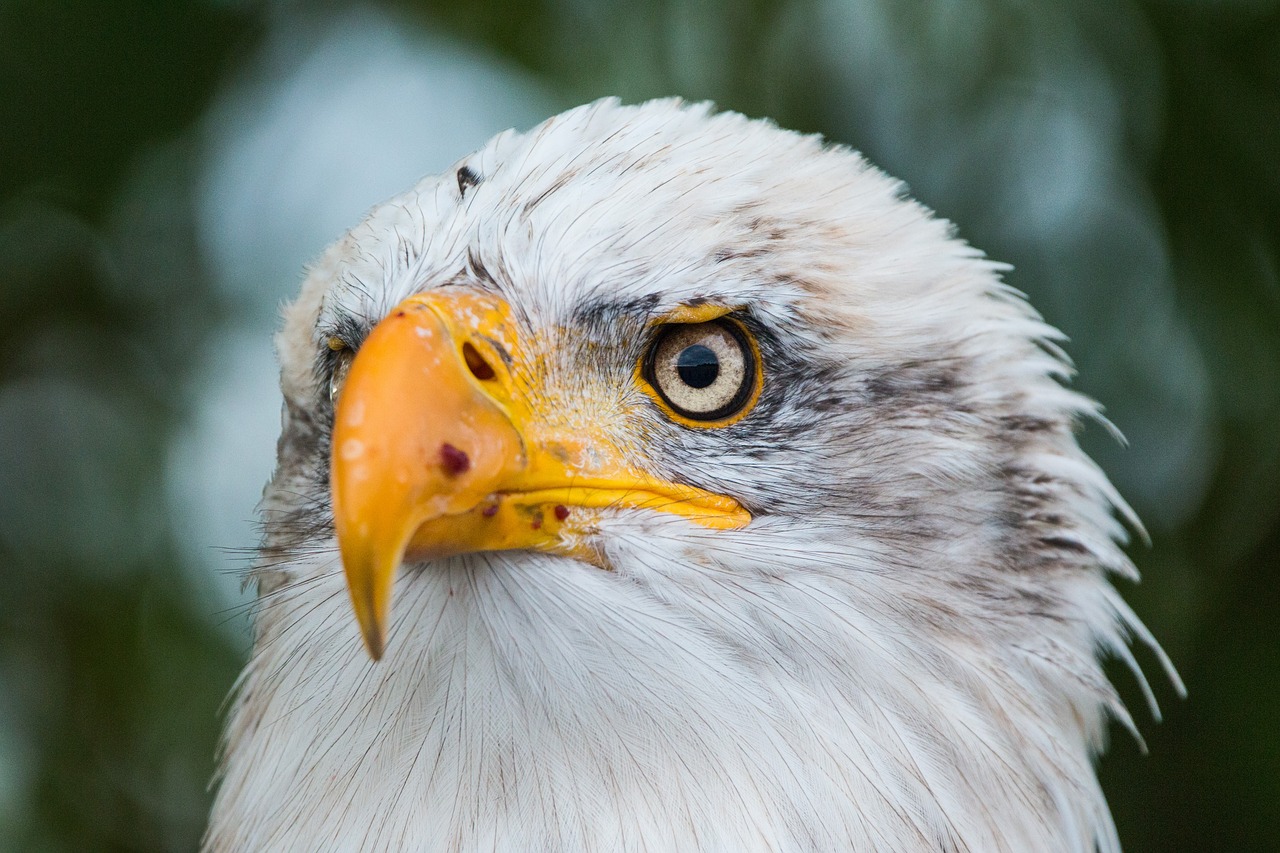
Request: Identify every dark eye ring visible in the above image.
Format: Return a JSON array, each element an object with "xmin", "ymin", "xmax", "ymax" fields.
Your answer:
[
  {"xmin": 640, "ymin": 319, "xmax": 760, "ymax": 426},
  {"xmin": 327, "ymin": 337, "xmax": 355, "ymax": 404}
]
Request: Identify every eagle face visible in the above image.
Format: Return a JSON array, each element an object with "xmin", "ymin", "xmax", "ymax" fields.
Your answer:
[{"xmin": 208, "ymin": 100, "xmax": 1173, "ymax": 852}]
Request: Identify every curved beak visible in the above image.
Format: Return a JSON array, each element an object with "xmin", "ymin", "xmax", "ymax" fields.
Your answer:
[{"xmin": 330, "ymin": 290, "xmax": 749, "ymax": 659}]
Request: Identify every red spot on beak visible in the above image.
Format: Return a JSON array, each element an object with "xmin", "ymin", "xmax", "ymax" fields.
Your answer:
[
  {"xmin": 553, "ymin": 505, "xmax": 570, "ymax": 521},
  {"xmin": 439, "ymin": 443, "xmax": 470, "ymax": 476}
]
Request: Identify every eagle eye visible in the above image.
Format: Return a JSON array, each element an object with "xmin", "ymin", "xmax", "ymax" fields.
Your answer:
[
  {"xmin": 640, "ymin": 319, "xmax": 761, "ymax": 426},
  {"xmin": 328, "ymin": 343, "xmax": 355, "ymax": 404}
]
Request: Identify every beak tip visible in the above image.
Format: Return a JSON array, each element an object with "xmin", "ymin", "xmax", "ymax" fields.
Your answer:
[
  {"xmin": 339, "ymin": 547, "xmax": 395, "ymax": 662},
  {"xmin": 361, "ymin": 627, "xmax": 386, "ymax": 662}
]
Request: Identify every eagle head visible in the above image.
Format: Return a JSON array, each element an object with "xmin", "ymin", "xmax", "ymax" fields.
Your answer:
[{"xmin": 207, "ymin": 98, "xmax": 1177, "ymax": 852}]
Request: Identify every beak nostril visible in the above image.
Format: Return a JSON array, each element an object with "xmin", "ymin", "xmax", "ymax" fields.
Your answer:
[{"xmin": 462, "ymin": 342, "xmax": 496, "ymax": 381}]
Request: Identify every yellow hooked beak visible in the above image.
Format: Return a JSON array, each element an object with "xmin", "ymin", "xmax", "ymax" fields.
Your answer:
[{"xmin": 330, "ymin": 290, "xmax": 750, "ymax": 659}]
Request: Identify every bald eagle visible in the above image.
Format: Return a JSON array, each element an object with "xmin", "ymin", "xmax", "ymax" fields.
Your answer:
[{"xmin": 205, "ymin": 99, "xmax": 1178, "ymax": 851}]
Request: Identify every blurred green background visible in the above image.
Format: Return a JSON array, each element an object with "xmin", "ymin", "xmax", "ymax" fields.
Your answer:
[{"xmin": 1, "ymin": 0, "xmax": 1276, "ymax": 850}]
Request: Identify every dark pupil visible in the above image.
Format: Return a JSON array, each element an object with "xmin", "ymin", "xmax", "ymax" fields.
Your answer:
[{"xmin": 676, "ymin": 344, "xmax": 719, "ymax": 388}]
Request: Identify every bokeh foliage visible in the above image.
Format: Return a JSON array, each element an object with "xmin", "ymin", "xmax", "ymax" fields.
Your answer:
[{"xmin": 0, "ymin": 0, "xmax": 1276, "ymax": 850}]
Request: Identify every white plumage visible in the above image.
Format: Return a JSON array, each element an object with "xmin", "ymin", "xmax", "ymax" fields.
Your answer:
[{"xmin": 206, "ymin": 99, "xmax": 1178, "ymax": 851}]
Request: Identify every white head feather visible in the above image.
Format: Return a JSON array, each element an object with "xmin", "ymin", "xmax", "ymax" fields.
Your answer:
[{"xmin": 206, "ymin": 98, "xmax": 1178, "ymax": 852}]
